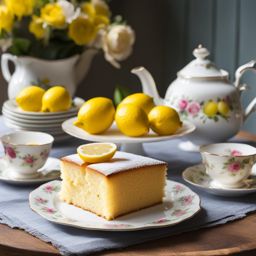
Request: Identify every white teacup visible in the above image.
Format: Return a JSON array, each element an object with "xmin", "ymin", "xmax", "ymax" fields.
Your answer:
[
  {"xmin": 1, "ymin": 131, "xmax": 54, "ymax": 179},
  {"xmin": 200, "ymin": 143, "xmax": 256, "ymax": 188}
]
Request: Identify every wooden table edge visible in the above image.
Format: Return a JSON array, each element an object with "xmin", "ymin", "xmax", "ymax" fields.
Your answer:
[{"xmin": 0, "ymin": 131, "xmax": 255, "ymax": 256}]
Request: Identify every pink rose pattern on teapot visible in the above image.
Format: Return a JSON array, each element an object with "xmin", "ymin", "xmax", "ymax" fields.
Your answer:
[{"xmin": 173, "ymin": 95, "xmax": 239, "ymax": 124}]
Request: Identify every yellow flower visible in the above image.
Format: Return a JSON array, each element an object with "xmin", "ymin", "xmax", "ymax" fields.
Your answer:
[
  {"xmin": 0, "ymin": 5, "xmax": 13, "ymax": 32},
  {"xmin": 29, "ymin": 16, "xmax": 45, "ymax": 39},
  {"xmin": 93, "ymin": 0, "xmax": 110, "ymax": 18},
  {"xmin": 94, "ymin": 14, "xmax": 109, "ymax": 28},
  {"xmin": 5, "ymin": 0, "xmax": 34, "ymax": 19},
  {"xmin": 68, "ymin": 16, "xmax": 96, "ymax": 45},
  {"xmin": 41, "ymin": 3, "xmax": 66, "ymax": 28},
  {"xmin": 81, "ymin": 2, "xmax": 95, "ymax": 18},
  {"xmin": 81, "ymin": 1, "xmax": 110, "ymax": 29}
]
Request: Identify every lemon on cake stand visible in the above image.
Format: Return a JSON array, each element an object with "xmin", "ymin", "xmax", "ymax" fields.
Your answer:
[{"xmin": 62, "ymin": 117, "xmax": 195, "ymax": 155}]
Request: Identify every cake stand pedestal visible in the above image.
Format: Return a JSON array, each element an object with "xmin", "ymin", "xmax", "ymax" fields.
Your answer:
[
  {"xmin": 120, "ymin": 143, "xmax": 145, "ymax": 155},
  {"xmin": 178, "ymin": 141, "xmax": 200, "ymax": 152}
]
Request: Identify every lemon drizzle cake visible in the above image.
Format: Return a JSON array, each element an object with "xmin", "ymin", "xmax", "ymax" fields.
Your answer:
[{"xmin": 60, "ymin": 151, "xmax": 167, "ymax": 220}]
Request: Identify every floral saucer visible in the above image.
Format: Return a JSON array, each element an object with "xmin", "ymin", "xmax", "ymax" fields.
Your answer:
[
  {"xmin": 29, "ymin": 180, "xmax": 201, "ymax": 231},
  {"xmin": 182, "ymin": 164, "xmax": 256, "ymax": 197},
  {"xmin": 0, "ymin": 157, "xmax": 60, "ymax": 185}
]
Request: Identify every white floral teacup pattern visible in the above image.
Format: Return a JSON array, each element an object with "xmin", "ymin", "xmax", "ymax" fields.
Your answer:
[
  {"xmin": 1, "ymin": 131, "xmax": 53, "ymax": 178},
  {"xmin": 200, "ymin": 143, "xmax": 256, "ymax": 188}
]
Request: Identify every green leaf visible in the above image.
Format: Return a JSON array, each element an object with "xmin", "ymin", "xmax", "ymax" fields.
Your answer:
[
  {"xmin": 9, "ymin": 38, "xmax": 31, "ymax": 56},
  {"xmin": 113, "ymin": 86, "xmax": 132, "ymax": 106}
]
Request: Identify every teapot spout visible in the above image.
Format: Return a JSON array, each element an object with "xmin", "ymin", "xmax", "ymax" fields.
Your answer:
[{"xmin": 131, "ymin": 66, "xmax": 163, "ymax": 105}]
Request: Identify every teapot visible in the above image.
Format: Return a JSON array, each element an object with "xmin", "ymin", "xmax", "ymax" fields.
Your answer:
[
  {"xmin": 1, "ymin": 49, "xmax": 97, "ymax": 99},
  {"xmin": 131, "ymin": 45, "xmax": 256, "ymax": 150}
]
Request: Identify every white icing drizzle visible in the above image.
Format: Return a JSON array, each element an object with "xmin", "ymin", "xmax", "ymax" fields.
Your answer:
[{"xmin": 62, "ymin": 151, "xmax": 167, "ymax": 176}]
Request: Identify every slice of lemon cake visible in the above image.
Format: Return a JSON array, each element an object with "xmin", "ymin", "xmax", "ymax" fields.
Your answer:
[{"xmin": 60, "ymin": 151, "xmax": 167, "ymax": 220}]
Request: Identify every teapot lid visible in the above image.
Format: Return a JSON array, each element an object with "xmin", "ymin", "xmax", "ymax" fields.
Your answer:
[{"xmin": 178, "ymin": 45, "xmax": 228, "ymax": 79}]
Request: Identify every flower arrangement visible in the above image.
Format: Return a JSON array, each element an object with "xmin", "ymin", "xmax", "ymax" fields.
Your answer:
[{"xmin": 0, "ymin": 0, "xmax": 135, "ymax": 68}]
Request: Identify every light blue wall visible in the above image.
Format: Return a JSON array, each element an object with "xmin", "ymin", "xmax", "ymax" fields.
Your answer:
[{"xmin": 165, "ymin": 0, "xmax": 256, "ymax": 133}]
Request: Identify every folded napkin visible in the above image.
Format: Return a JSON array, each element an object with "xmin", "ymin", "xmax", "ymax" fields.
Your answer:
[{"xmin": 0, "ymin": 117, "xmax": 256, "ymax": 256}]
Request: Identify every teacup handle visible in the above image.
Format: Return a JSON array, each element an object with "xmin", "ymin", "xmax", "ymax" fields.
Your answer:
[{"xmin": 1, "ymin": 53, "xmax": 17, "ymax": 82}]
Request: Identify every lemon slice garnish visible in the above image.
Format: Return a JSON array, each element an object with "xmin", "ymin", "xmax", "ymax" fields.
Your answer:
[{"xmin": 77, "ymin": 143, "xmax": 117, "ymax": 163}]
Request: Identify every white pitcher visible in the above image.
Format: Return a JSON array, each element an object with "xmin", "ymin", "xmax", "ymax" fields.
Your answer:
[{"xmin": 1, "ymin": 49, "xmax": 97, "ymax": 99}]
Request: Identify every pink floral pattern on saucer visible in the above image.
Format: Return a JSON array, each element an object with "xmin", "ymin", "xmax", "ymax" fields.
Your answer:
[
  {"xmin": 172, "ymin": 209, "xmax": 187, "ymax": 217},
  {"xmin": 42, "ymin": 207, "xmax": 56, "ymax": 214},
  {"xmin": 35, "ymin": 197, "xmax": 48, "ymax": 204},
  {"xmin": 29, "ymin": 180, "xmax": 200, "ymax": 231},
  {"xmin": 43, "ymin": 184, "xmax": 60, "ymax": 194},
  {"xmin": 173, "ymin": 184, "xmax": 185, "ymax": 193},
  {"xmin": 179, "ymin": 195, "xmax": 195, "ymax": 206}
]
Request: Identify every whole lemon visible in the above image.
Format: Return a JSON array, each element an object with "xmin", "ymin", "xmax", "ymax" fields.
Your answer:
[
  {"xmin": 74, "ymin": 97, "xmax": 115, "ymax": 134},
  {"xmin": 119, "ymin": 93, "xmax": 155, "ymax": 114},
  {"xmin": 148, "ymin": 106, "xmax": 182, "ymax": 135},
  {"xmin": 115, "ymin": 104, "xmax": 149, "ymax": 137},
  {"xmin": 16, "ymin": 86, "xmax": 45, "ymax": 112},
  {"xmin": 41, "ymin": 86, "xmax": 71, "ymax": 112},
  {"xmin": 217, "ymin": 100, "xmax": 230, "ymax": 117},
  {"xmin": 203, "ymin": 101, "xmax": 218, "ymax": 117}
]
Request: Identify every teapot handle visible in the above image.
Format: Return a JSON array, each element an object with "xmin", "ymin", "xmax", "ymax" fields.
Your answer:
[
  {"xmin": 1, "ymin": 53, "xmax": 17, "ymax": 82},
  {"xmin": 235, "ymin": 60, "xmax": 256, "ymax": 121},
  {"xmin": 244, "ymin": 97, "xmax": 256, "ymax": 121},
  {"xmin": 234, "ymin": 60, "xmax": 256, "ymax": 89}
]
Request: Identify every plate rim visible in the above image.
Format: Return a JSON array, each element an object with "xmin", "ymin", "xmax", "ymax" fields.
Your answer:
[
  {"xmin": 3, "ymin": 106, "xmax": 78, "ymax": 120},
  {"xmin": 2, "ymin": 109, "xmax": 75, "ymax": 124},
  {"xmin": 62, "ymin": 117, "xmax": 196, "ymax": 144},
  {"xmin": 29, "ymin": 180, "xmax": 201, "ymax": 231},
  {"xmin": 3, "ymin": 116, "xmax": 65, "ymax": 128}
]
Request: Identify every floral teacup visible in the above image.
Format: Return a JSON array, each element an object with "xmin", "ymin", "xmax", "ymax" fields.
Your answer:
[
  {"xmin": 200, "ymin": 143, "xmax": 256, "ymax": 188},
  {"xmin": 1, "ymin": 131, "xmax": 54, "ymax": 179}
]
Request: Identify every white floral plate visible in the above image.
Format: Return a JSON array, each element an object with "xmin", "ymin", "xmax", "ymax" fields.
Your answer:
[
  {"xmin": 183, "ymin": 164, "xmax": 256, "ymax": 197},
  {"xmin": 0, "ymin": 157, "xmax": 60, "ymax": 185},
  {"xmin": 29, "ymin": 180, "xmax": 201, "ymax": 231}
]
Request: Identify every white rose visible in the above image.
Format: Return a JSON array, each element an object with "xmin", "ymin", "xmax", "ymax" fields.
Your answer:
[
  {"xmin": 102, "ymin": 24, "xmax": 135, "ymax": 68},
  {"xmin": 57, "ymin": 0, "xmax": 80, "ymax": 24}
]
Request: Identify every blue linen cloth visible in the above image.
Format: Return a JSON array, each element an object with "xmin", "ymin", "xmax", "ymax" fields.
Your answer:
[{"xmin": 0, "ymin": 117, "xmax": 256, "ymax": 256}]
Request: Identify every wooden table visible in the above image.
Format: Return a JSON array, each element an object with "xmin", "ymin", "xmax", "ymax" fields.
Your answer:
[{"xmin": 1, "ymin": 131, "xmax": 256, "ymax": 256}]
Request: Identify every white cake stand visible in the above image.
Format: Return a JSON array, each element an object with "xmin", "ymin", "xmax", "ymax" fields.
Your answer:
[{"xmin": 62, "ymin": 117, "xmax": 196, "ymax": 155}]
